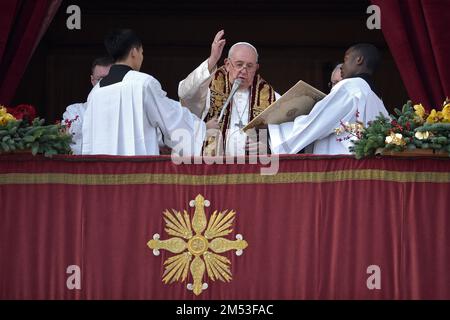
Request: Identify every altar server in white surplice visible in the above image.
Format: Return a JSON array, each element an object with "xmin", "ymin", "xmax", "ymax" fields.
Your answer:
[
  {"xmin": 62, "ymin": 57, "xmax": 113, "ymax": 154},
  {"xmin": 178, "ymin": 30, "xmax": 280, "ymax": 156},
  {"xmin": 82, "ymin": 29, "xmax": 218, "ymax": 156},
  {"xmin": 269, "ymin": 43, "xmax": 389, "ymax": 155}
]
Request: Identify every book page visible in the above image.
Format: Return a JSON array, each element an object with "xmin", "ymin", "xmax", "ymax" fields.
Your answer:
[{"xmin": 243, "ymin": 80, "xmax": 326, "ymax": 131}]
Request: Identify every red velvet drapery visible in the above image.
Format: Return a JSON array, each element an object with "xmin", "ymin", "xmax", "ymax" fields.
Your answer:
[
  {"xmin": 1, "ymin": 154, "xmax": 449, "ymax": 299},
  {"xmin": 0, "ymin": 0, "xmax": 61, "ymax": 105},
  {"xmin": 372, "ymin": 0, "xmax": 450, "ymax": 109}
]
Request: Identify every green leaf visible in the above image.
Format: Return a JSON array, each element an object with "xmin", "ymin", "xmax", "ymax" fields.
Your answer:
[
  {"xmin": 9, "ymin": 126, "xmax": 18, "ymax": 135},
  {"xmin": 1, "ymin": 141, "xmax": 10, "ymax": 152},
  {"xmin": 33, "ymin": 129, "xmax": 45, "ymax": 138},
  {"xmin": 44, "ymin": 148, "xmax": 58, "ymax": 157},
  {"xmin": 31, "ymin": 142, "xmax": 39, "ymax": 155},
  {"xmin": 23, "ymin": 135, "xmax": 35, "ymax": 143}
]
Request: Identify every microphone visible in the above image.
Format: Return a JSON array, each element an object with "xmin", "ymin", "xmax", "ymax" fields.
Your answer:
[{"xmin": 217, "ymin": 78, "xmax": 242, "ymax": 122}]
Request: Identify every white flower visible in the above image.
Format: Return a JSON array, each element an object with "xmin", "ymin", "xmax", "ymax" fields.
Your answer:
[
  {"xmin": 385, "ymin": 135, "xmax": 393, "ymax": 144},
  {"xmin": 415, "ymin": 131, "xmax": 430, "ymax": 140},
  {"xmin": 385, "ymin": 133, "xmax": 405, "ymax": 146}
]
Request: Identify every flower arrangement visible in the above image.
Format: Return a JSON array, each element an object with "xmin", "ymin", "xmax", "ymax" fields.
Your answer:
[
  {"xmin": 334, "ymin": 110, "xmax": 365, "ymax": 142},
  {"xmin": 6, "ymin": 104, "xmax": 37, "ymax": 124},
  {"xmin": 337, "ymin": 99, "xmax": 450, "ymax": 159},
  {"xmin": 63, "ymin": 115, "xmax": 79, "ymax": 129},
  {"xmin": 0, "ymin": 104, "xmax": 73, "ymax": 156}
]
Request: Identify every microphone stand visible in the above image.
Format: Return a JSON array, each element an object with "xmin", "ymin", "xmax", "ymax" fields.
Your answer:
[{"xmin": 217, "ymin": 79, "xmax": 242, "ymax": 122}]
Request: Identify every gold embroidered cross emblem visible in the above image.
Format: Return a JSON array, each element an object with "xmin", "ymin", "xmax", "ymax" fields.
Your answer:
[{"xmin": 147, "ymin": 194, "xmax": 248, "ymax": 296}]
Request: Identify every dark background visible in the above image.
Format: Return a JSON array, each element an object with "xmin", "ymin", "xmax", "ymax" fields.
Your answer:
[{"xmin": 12, "ymin": 0, "xmax": 408, "ymax": 123}]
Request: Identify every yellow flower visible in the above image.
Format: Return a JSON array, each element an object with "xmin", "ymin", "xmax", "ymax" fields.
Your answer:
[
  {"xmin": 385, "ymin": 132, "xmax": 406, "ymax": 146},
  {"xmin": 414, "ymin": 104, "xmax": 426, "ymax": 119},
  {"xmin": 441, "ymin": 104, "xmax": 450, "ymax": 122},
  {"xmin": 0, "ymin": 106, "xmax": 16, "ymax": 126},
  {"xmin": 415, "ymin": 131, "xmax": 430, "ymax": 140},
  {"xmin": 426, "ymin": 109, "xmax": 442, "ymax": 123},
  {"xmin": 0, "ymin": 113, "xmax": 15, "ymax": 126},
  {"xmin": 0, "ymin": 106, "xmax": 7, "ymax": 116}
]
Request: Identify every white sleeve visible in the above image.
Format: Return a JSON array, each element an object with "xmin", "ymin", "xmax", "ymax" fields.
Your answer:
[
  {"xmin": 62, "ymin": 103, "xmax": 85, "ymax": 154},
  {"xmin": 144, "ymin": 77, "xmax": 206, "ymax": 156},
  {"xmin": 178, "ymin": 59, "xmax": 214, "ymax": 118},
  {"xmin": 62, "ymin": 103, "xmax": 83, "ymax": 123},
  {"xmin": 269, "ymin": 86, "xmax": 356, "ymax": 154}
]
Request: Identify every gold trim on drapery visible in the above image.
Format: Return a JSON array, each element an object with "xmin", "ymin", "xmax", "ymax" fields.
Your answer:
[{"xmin": 1, "ymin": 170, "xmax": 450, "ymax": 185}]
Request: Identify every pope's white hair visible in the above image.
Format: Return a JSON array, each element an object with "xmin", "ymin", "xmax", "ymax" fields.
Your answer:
[
  {"xmin": 333, "ymin": 63, "xmax": 343, "ymax": 73},
  {"xmin": 331, "ymin": 63, "xmax": 343, "ymax": 78},
  {"xmin": 228, "ymin": 42, "xmax": 259, "ymax": 62}
]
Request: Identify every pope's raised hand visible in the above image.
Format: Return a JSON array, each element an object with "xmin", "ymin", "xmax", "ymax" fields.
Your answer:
[{"xmin": 208, "ymin": 30, "xmax": 226, "ymax": 72}]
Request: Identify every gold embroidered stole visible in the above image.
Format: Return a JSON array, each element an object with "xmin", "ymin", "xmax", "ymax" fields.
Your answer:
[{"xmin": 203, "ymin": 66, "xmax": 276, "ymax": 156}]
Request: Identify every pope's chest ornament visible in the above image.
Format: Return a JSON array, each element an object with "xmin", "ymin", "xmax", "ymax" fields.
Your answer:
[{"xmin": 147, "ymin": 194, "xmax": 248, "ymax": 296}]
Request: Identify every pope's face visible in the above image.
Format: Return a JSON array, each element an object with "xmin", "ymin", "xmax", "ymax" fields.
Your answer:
[
  {"xmin": 225, "ymin": 45, "xmax": 259, "ymax": 89},
  {"xmin": 330, "ymin": 67, "xmax": 343, "ymax": 89}
]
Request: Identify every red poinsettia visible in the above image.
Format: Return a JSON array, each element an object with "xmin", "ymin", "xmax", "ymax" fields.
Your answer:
[{"xmin": 7, "ymin": 104, "xmax": 37, "ymax": 124}]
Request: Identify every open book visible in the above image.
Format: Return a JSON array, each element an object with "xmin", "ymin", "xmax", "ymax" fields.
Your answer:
[{"xmin": 242, "ymin": 80, "xmax": 326, "ymax": 131}]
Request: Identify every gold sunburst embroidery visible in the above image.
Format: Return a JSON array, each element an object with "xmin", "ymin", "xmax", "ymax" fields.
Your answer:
[{"xmin": 147, "ymin": 194, "xmax": 248, "ymax": 296}]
